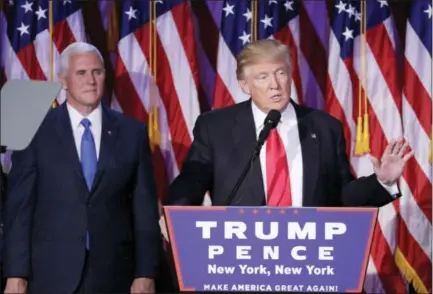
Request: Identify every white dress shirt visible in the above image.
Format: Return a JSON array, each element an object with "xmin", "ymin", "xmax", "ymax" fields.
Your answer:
[
  {"xmin": 66, "ymin": 102, "xmax": 102, "ymax": 160},
  {"xmin": 251, "ymin": 102, "xmax": 304, "ymax": 207},
  {"xmin": 251, "ymin": 101, "xmax": 399, "ymax": 207}
]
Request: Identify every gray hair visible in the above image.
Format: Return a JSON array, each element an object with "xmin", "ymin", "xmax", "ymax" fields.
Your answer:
[{"xmin": 59, "ymin": 42, "xmax": 104, "ymax": 74}]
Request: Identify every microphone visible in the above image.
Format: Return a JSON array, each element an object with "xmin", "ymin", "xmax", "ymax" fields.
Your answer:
[{"xmin": 224, "ymin": 109, "xmax": 281, "ymax": 206}]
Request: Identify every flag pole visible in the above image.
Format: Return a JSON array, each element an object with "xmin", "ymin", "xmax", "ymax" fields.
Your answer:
[
  {"xmin": 152, "ymin": 0, "xmax": 159, "ymax": 145},
  {"xmin": 251, "ymin": 0, "xmax": 257, "ymax": 42},
  {"xmin": 355, "ymin": 1, "xmax": 365, "ymax": 155},
  {"xmin": 148, "ymin": 0, "xmax": 154, "ymax": 149},
  {"xmin": 48, "ymin": 1, "xmax": 58, "ymax": 108},
  {"xmin": 148, "ymin": 0, "xmax": 164, "ymax": 209},
  {"xmin": 362, "ymin": 0, "xmax": 370, "ymax": 153},
  {"xmin": 429, "ymin": 130, "xmax": 432, "ymax": 164},
  {"xmin": 148, "ymin": 0, "xmax": 159, "ymax": 153}
]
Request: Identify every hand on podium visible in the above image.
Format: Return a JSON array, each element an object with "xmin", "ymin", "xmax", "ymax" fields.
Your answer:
[{"xmin": 159, "ymin": 216, "xmax": 169, "ymax": 243}]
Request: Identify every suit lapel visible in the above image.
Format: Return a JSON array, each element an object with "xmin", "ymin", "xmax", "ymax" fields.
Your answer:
[
  {"xmin": 292, "ymin": 102, "xmax": 320, "ymax": 206},
  {"xmin": 53, "ymin": 103, "xmax": 119, "ymax": 196},
  {"xmin": 90, "ymin": 105, "xmax": 119, "ymax": 195},
  {"xmin": 54, "ymin": 103, "xmax": 86, "ymax": 185},
  {"xmin": 230, "ymin": 100, "xmax": 265, "ymax": 206}
]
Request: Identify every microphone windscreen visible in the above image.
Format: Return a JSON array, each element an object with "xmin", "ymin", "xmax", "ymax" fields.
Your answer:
[{"xmin": 264, "ymin": 109, "xmax": 281, "ymax": 128}]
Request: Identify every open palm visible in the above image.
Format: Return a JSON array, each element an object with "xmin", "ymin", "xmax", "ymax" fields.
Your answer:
[{"xmin": 370, "ymin": 139, "xmax": 414, "ymax": 185}]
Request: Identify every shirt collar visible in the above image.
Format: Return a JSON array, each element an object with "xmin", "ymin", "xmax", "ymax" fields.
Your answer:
[
  {"xmin": 251, "ymin": 100, "xmax": 296, "ymax": 131},
  {"xmin": 66, "ymin": 102, "xmax": 102, "ymax": 128}
]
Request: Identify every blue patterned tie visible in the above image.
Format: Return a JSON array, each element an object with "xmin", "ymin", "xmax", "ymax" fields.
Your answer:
[{"xmin": 80, "ymin": 118, "xmax": 97, "ymax": 250}]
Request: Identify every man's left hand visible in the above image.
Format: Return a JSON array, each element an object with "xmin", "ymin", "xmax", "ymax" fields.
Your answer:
[
  {"xmin": 370, "ymin": 138, "xmax": 414, "ymax": 185},
  {"xmin": 131, "ymin": 277, "xmax": 155, "ymax": 293}
]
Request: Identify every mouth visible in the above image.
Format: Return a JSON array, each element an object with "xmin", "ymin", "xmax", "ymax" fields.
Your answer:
[{"xmin": 270, "ymin": 94, "xmax": 282, "ymax": 102}]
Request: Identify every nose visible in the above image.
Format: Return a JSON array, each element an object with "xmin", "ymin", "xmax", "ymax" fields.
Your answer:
[
  {"xmin": 86, "ymin": 72, "xmax": 96, "ymax": 84},
  {"xmin": 269, "ymin": 74, "xmax": 279, "ymax": 89}
]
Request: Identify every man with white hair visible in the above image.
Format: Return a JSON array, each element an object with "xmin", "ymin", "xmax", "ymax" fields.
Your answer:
[
  {"xmin": 165, "ymin": 39, "xmax": 412, "ymax": 208},
  {"xmin": 2, "ymin": 42, "xmax": 161, "ymax": 293}
]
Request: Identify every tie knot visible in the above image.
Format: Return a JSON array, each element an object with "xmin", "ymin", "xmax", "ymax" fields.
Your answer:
[
  {"xmin": 81, "ymin": 118, "xmax": 91, "ymax": 129},
  {"xmin": 270, "ymin": 128, "xmax": 278, "ymax": 135}
]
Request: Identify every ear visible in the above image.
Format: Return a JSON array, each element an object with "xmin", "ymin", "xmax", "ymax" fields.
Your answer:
[
  {"xmin": 58, "ymin": 72, "xmax": 67, "ymax": 90},
  {"xmin": 238, "ymin": 79, "xmax": 251, "ymax": 96}
]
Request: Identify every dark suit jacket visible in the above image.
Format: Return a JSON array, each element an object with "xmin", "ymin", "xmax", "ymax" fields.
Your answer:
[
  {"xmin": 165, "ymin": 100, "xmax": 396, "ymax": 207},
  {"xmin": 2, "ymin": 103, "xmax": 161, "ymax": 293}
]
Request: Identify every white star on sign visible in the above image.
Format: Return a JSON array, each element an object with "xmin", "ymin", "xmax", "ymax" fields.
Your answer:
[
  {"xmin": 239, "ymin": 31, "xmax": 251, "ymax": 45},
  {"xmin": 346, "ymin": 5, "xmax": 355, "ymax": 18},
  {"xmin": 243, "ymin": 8, "xmax": 252, "ymax": 22},
  {"xmin": 425, "ymin": 5, "xmax": 432, "ymax": 19},
  {"xmin": 377, "ymin": 0, "xmax": 388, "ymax": 8},
  {"xmin": 223, "ymin": 3, "xmax": 235, "ymax": 17},
  {"xmin": 21, "ymin": 0, "xmax": 33, "ymax": 13},
  {"xmin": 35, "ymin": 6, "xmax": 47, "ymax": 20},
  {"xmin": 260, "ymin": 14, "xmax": 273, "ymax": 29},
  {"xmin": 17, "ymin": 22, "xmax": 30, "ymax": 36},
  {"xmin": 355, "ymin": 11, "xmax": 361, "ymax": 22},
  {"xmin": 63, "ymin": 0, "xmax": 71, "ymax": 4},
  {"xmin": 269, "ymin": 0, "xmax": 278, "ymax": 5},
  {"xmin": 125, "ymin": 6, "xmax": 137, "ymax": 20},
  {"xmin": 284, "ymin": 1, "xmax": 294, "ymax": 11},
  {"xmin": 335, "ymin": 1, "xmax": 346, "ymax": 14},
  {"xmin": 342, "ymin": 27, "xmax": 354, "ymax": 41}
]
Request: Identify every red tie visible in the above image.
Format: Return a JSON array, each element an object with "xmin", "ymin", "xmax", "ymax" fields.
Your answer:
[{"xmin": 266, "ymin": 128, "xmax": 292, "ymax": 206}]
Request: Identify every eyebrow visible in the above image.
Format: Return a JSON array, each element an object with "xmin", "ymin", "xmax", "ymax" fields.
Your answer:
[
  {"xmin": 75, "ymin": 67, "xmax": 104, "ymax": 72},
  {"xmin": 255, "ymin": 67, "xmax": 286, "ymax": 75}
]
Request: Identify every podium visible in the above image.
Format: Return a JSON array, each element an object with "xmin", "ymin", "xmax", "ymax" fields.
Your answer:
[{"xmin": 163, "ymin": 206, "xmax": 378, "ymax": 292}]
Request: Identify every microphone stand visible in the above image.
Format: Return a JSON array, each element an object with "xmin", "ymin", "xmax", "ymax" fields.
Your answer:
[
  {"xmin": 223, "ymin": 110, "xmax": 280, "ymax": 206},
  {"xmin": 224, "ymin": 145, "xmax": 262, "ymax": 206}
]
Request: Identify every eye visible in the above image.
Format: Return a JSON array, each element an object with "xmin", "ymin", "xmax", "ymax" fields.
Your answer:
[{"xmin": 77, "ymin": 70, "xmax": 86, "ymax": 75}]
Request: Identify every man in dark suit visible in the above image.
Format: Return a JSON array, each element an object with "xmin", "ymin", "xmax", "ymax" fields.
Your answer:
[
  {"xmin": 164, "ymin": 39, "xmax": 412, "ymax": 208},
  {"xmin": 2, "ymin": 42, "xmax": 161, "ymax": 293},
  {"xmin": 0, "ymin": 152, "xmax": 5, "ymax": 292}
]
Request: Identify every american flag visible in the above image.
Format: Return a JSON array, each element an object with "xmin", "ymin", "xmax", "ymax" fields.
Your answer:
[
  {"xmin": 1, "ymin": 0, "xmax": 431, "ymax": 292},
  {"xmin": 0, "ymin": 0, "xmax": 86, "ymax": 171},
  {"xmin": 397, "ymin": 0, "xmax": 432, "ymax": 292},
  {"xmin": 111, "ymin": 0, "xmax": 202, "ymax": 202},
  {"xmin": 2, "ymin": 0, "xmax": 85, "ymax": 84}
]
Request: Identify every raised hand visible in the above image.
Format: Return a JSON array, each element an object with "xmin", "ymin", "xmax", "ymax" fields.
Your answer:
[{"xmin": 370, "ymin": 138, "xmax": 414, "ymax": 185}]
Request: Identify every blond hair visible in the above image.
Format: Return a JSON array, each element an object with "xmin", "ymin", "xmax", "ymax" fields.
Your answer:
[{"xmin": 236, "ymin": 39, "xmax": 291, "ymax": 80}]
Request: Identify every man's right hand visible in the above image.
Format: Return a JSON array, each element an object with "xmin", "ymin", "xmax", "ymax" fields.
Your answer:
[
  {"xmin": 4, "ymin": 278, "xmax": 27, "ymax": 293},
  {"xmin": 159, "ymin": 216, "xmax": 169, "ymax": 242}
]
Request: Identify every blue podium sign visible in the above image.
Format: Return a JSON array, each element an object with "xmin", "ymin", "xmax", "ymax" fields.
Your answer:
[{"xmin": 164, "ymin": 206, "xmax": 377, "ymax": 292}]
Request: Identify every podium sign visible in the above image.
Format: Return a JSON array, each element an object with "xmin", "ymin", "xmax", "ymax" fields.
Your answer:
[{"xmin": 164, "ymin": 206, "xmax": 378, "ymax": 292}]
